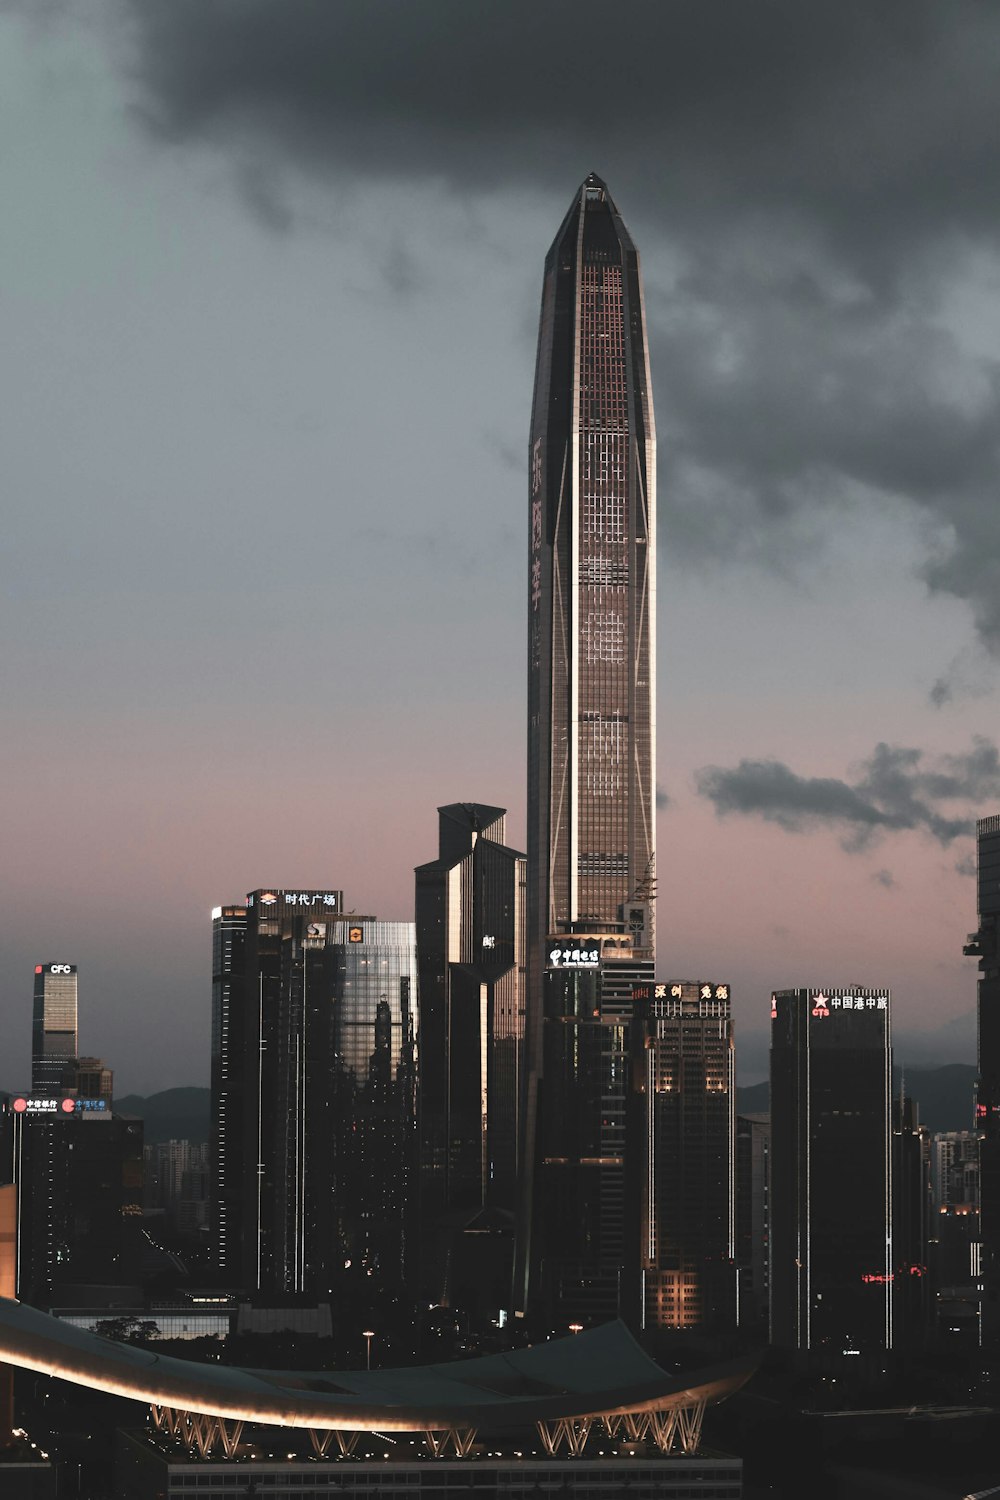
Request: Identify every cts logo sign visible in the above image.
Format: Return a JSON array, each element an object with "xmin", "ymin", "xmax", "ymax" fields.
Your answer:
[{"xmin": 49, "ymin": 965, "xmax": 73, "ymax": 974}]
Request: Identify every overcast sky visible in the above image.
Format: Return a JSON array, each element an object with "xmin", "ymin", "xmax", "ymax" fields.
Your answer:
[{"xmin": 3, "ymin": 1, "xmax": 1000, "ymax": 1093}]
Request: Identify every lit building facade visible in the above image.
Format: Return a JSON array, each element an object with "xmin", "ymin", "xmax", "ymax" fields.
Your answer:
[
  {"xmin": 211, "ymin": 893, "xmax": 418, "ymax": 1296},
  {"xmin": 634, "ymin": 981, "xmax": 735, "ymax": 1332},
  {"xmin": 521, "ymin": 173, "xmax": 656, "ymax": 1322},
  {"xmin": 526, "ymin": 170, "xmax": 656, "ymax": 979},
  {"xmin": 210, "ymin": 904, "xmax": 247, "ymax": 1278},
  {"xmin": 329, "ymin": 919, "xmax": 418, "ymax": 1288},
  {"xmin": 31, "ymin": 964, "xmax": 78, "ymax": 1096},
  {"xmin": 769, "ymin": 987, "xmax": 893, "ymax": 1355},
  {"xmin": 966, "ymin": 813, "xmax": 1000, "ymax": 1334},
  {"xmin": 414, "ymin": 803, "xmax": 526, "ymax": 1304}
]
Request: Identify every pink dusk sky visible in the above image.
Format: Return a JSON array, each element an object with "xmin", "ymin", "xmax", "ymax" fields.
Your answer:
[{"xmin": 3, "ymin": 2, "xmax": 999, "ymax": 1093}]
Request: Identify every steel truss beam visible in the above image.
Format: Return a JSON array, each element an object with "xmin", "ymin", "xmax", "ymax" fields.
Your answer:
[
  {"xmin": 537, "ymin": 1399, "xmax": 708, "ymax": 1457},
  {"xmin": 423, "ymin": 1427, "xmax": 477, "ymax": 1457},
  {"xmin": 150, "ymin": 1406, "xmax": 244, "ymax": 1458},
  {"xmin": 307, "ymin": 1428, "xmax": 359, "ymax": 1458}
]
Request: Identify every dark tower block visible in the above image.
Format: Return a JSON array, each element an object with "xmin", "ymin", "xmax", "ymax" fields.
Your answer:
[
  {"xmin": 210, "ymin": 905, "xmax": 248, "ymax": 1279},
  {"xmin": 770, "ymin": 987, "xmax": 893, "ymax": 1358},
  {"xmin": 967, "ymin": 814, "xmax": 1000, "ymax": 1337},
  {"xmin": 219, "ymin": 892, "xmax": 417, "ymax": 1300},
  {"xmin": 415, "ymin": 804, "xmax": 526, "ymax": 1311},
  {"xmin": 639, "ymin": 981, "xmax": 736, "ymax": 1333}
]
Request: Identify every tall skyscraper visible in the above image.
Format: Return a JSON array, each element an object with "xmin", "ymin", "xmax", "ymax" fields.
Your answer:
[
  {"xmin": 414, "ymin": 803, "xmax": 526, "ymax": 1304},
  {"xmin": 520, "ymin": 174, "xmax": 657, "ymax": 1324},
  {"xmin": 966, "ymin": 813, "xmax": 1000, "ymax": 1333},
  {"xmin": 31, "ymin": 963, "xmax": 78, "ymax": 1096},
  {"xmin": 210, "ymin": 904, "xmax": 248, "ymax": 1278},
  {"xmin": 635, "ymin": 980, "xmax": 736, "ymax": 1332},
  {"xmin": 526, "ymin": 171, "xmax": 656, "ymax": 980},
  {"xmin": 211, "ymin": 892, "xmax": 418, "ymax": 1296},
  {"xmin": 770, "ymin": 987, "xmax": 893, "ymax": 1356}
]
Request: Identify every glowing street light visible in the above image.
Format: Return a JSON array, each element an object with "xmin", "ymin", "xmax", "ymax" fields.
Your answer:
[{"xmin": 362, "ymin": 1330, "xmax": 375, "ymax": 1370}]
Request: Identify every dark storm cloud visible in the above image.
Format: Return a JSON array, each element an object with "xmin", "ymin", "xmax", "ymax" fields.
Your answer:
[
  {"xmin": 872, "ymin": 869, "xmax": 897, "ymax": 890},
  {"xmin": 119, "ymin": 0, "xmax": 1000, "ymax": 651},
  {"xmin": 695, "ymin": 737, "xmax": 1000, "ymax": 849},
  {"xmin": 121, "ymin": 1, "xmax": 1000, "ymax": 259}
]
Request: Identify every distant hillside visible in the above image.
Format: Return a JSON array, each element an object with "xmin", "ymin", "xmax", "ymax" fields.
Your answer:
[
  {"xmin": 736, "ymin": 1063, "xmax": 977, "ymax": 1135},
  {"xmin": 114, "ymin": 1086, "xmax": 210, "ymax": 1144}
]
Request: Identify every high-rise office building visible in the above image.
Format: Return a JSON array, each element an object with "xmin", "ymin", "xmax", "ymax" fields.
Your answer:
[
  {"xmin": 6, "ymin": 1095, "xmax": 143, "ymax": 1304},
  {"xmin": 520, "ymin": 174, "xmax": 656, "ymax": 1322},
  {"xmin": 635, "ymin": 980, "xmax": 735, "ymax": 1332},
  {"xmin": 966, "ymin": 813, "xmax": 1000, "ymax": 1333},
  {"xmin": 526, "ymin": 171, "xmax": 656, "ymax": 981},
  {"xmin": 31, "ymin": 963, "xmax": 78, "ymax": 1096},
  {"xmin": 210, "ymin": 904, "xmax": 248, "ymax": 1278},
  {"xmin": 525, "ymin": 936, "xmax": 652, "ymax": 1328},
  {"xmin": 931, "ymin": 1131, "xmax": 979, "ymax": 1212},
  {"xmin": 770, "ymin": 987, "xmax": 893, "ymax": 1356},
  {"xmin": 211, "ymin": 893, "xmax": 418, "ymax": 1296},
  {"xmin": 415, "ymin": 804, "xmax": 526, "ymax": 1305}
]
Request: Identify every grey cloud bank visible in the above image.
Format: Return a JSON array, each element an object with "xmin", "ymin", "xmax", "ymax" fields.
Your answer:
[
  {"xmin": 113, "ymin": 0, "xmax": 1000, "ymax": 658},
  {"xmin": 696, "ymin": 737, "xmax": 1000, "ymax": 849}
]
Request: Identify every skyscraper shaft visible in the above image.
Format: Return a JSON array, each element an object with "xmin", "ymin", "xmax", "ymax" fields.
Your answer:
[
  {"xmin": 519, "ymin": 176, "xmax": 657, "ymax": 1321},
  {"xmin": 527, "ymin": 172, "xmax": 656, "ymax": 977},
  {"xmin": 31, "ymin": 963, "xmax": 78, "ymax": 1096}
]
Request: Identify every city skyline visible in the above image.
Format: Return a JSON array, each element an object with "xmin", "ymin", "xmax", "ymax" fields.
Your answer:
[{"xmin": 6, "ymin": 3, "xmax": 1000, "ymax": 1095}]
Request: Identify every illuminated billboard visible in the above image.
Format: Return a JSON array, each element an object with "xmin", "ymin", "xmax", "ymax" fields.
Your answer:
[
  {"xmin": 770, "ymin": 987, "xmax": 890, "ymax": 1021},
  {"xmin": 246, "ymin": 891, "xmax": 342, "ymax": 910},
  {"xmin": 11, "ymin": 1096, "xmax": 76, "ymax": 1115},
  {"xmin": 547, "ymin": 944, "xmax": 600, "ymax": 969}
]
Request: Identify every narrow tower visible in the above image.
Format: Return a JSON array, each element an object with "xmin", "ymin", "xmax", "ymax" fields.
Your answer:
[
  {"xmin": 526, "ymin": 172, "xmax": 657, "ymax": 974},
  {"xmin": 31, "ymin": 963, "xmax": 78, "ymax": 1096},
  {"xmin": 519, "ymin": 176, "xmax": 657, "ymax": 1321},
  {"xmin": 966, "ymin": 814, "xmax": 1000, "ymax": 1335}
]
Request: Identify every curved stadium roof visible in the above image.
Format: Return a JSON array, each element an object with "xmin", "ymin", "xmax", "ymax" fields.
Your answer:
[{"xmin": 0, "ymin": 1297, "xmax": 753, "ymax": 1433}]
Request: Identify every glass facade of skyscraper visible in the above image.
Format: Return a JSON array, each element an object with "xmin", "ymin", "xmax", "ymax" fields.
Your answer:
[
  {"xmin": 31, "ymin": 963, "xmax": 78, "ymax": 1097},
  {"xmin": 968, "ymin": 813, "xmax": 1000, "ymax": 1336},
  {"xmin": 770, "ymin": 986, "xmax": 893, "ymax": 1354},
  {"xmin": 636, "ymin": 981, "xmax": 736, "ymax": 1332},
  {"xmin": 210, "ymin": 893, "xmax": 417, "ymax": 1297},
  {"xmin": 415, "ymin": 804, "xmax": 526, "ymax": 1306},
  {"xmin": 520, "ymin": 175, "xmax": 656, "ymax": 1323}
]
